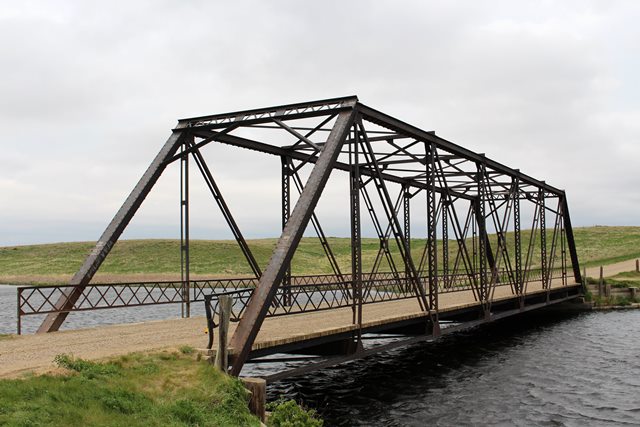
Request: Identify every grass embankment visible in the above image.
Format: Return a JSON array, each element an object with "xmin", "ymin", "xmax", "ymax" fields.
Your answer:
[
  {"xmin": 0, "ymin": 350, "xmax": 259, "ymax": 426},
  {"xmin": 1, "ymin": 226, "xmax": 639, "ymax": 285},
  {"xmin": 0, "ymin": 350, "xmax": 321, "ymax": 427}
]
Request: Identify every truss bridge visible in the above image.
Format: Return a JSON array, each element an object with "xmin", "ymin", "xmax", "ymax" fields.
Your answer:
[{"xmin": 25, "ymin": 96, "xmax": 583, "ymax": 380}]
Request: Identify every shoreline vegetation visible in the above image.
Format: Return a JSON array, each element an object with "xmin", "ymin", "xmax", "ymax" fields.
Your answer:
[
  {"xmin": 0, "ymin": 349, "xmax": 322, "ymax": 426},
  {"xmin": 2, "ymin": 226, "xmax": 640, "ymax": 286}
]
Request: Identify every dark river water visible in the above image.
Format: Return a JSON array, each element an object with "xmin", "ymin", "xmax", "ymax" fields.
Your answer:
[{"xmin": 2, "ymin": 284, "xmax": 639, "ymax": 426}]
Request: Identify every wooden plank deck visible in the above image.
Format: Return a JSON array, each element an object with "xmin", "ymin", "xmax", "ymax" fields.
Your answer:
[{"xmin": 0, "ymin": 279, "xmax": 579, "ymax": 378}]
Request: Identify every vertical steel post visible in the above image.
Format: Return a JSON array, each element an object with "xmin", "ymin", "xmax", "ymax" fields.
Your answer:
[
  {"xmin": 403, "ymin": 184, "xmax": 411, "ymax": 292},
  {"xmin": 281, "ymin": 156, "xmax": 292, "ymax": 306},
  {"xmin": 561, "ymin": 204, "xmax": 567, "ymax": 286},
  {"xmin": 426, "ymin": 143, "xmax": 439, "ymax": 332},
  {"xmin": 350, "ymin": 127, "xmax": 362, "ymax": 338},
  {"xmin": 539, "ymin": 189, "xmax": 547, "ymax": 291},
  {"xmin": 513, "ymin": 177, "xmax": 523, "ymax": 302},
  {"xmin": 442, "ymin": 200, "xmax": 449, "ymax": 288},
  {"xmin": 180, "ymin": 140, "xmax": 191, "ymax": 318},
  {"xmin": 16, "ymin": 289, "xmax": 21, "ymax": 335},
  {"xmin": 476, "ymin": 163, "xmax": 489, "ymax": 316}
]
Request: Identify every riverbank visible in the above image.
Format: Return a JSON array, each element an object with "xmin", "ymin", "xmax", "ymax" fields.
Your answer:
[
  {"xmin": 0, "ymin": 349, "xmax": 261, "ymax": 426},
  {"xmin": 3, "ymin": 226, "xmax": 640, "ymax": 285},
  {"xmin": 0, "ymin": 349, "xmax": 322, "ymax": 426}
]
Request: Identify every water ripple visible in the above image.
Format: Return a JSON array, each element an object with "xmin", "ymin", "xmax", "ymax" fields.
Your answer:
[{"xmin": 268, "ymin": 309, "xmax": 640, "ymax": 426}]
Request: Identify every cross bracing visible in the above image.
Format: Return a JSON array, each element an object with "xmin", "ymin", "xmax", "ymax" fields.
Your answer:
[{"xmin": 35, "ymin": 96, "xmax": 581, "ymax": 378}]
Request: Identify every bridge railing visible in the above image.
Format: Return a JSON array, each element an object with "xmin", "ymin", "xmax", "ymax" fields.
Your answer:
[{"xmin": 16, "ymin": 267, "xmax": 568, "ymax": 334}]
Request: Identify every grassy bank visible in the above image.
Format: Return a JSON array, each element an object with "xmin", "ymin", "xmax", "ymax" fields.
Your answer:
[
  {"xmin": 0, "ymin": 350, "xmax": 321, "ymax": 426},
  {"xmin": 0, "ymin": 350, "xmax": 259, "ymax": 426},
  {"xmin": 1, "ymin": 226, "xmax": 639, "ymax": 285}
]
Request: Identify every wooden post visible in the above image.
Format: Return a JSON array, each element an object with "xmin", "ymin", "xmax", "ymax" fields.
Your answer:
[
  {"xmin": 598, "ymin": 266, "xmax": 604, "ymax": 298},
  {"xmin": 636, "ymin": 259, "xmax": 639, "ymax": 273},
  {"xmin": 242, "ymin": 377, "xmax": 266, "ymax": 422},
  {"xmin": 214, "ymin": 295, "xmax": 232, "ymax": 372}
]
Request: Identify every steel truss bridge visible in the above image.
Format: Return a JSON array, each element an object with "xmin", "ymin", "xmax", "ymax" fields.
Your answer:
[{"xmin": 22, "ymin": 96, "xmax": 582, "ymax": 379}]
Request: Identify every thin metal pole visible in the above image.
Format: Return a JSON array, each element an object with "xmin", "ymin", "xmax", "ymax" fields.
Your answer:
[
  {"xmin": 16, "ymin": 289, "xmax": 21, "ymax": 335},
  {"xmin": 180, "ymin": 140, "xmax": 191, "ymax": 318}
]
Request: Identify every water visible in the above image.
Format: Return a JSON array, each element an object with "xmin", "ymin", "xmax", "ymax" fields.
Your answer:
[
  {"xmin": 267, "ymin": 310, "xmax": 640, "ymax": 426},
  {"xmin": 2, "ymin": 284, "xmax": 639, "ymax": 425}
]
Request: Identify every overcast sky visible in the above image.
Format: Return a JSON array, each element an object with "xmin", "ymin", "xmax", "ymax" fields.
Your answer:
[{"xmin": 1, "ymin": 0, "xmax": 639, "ymax": 246}]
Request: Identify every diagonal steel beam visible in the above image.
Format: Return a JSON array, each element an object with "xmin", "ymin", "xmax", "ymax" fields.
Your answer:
[
  {"xmin": 37, "ymin": 127, "xmax": 188, "ymax": 333},
  {"xmin": 189, "ymin": 145, "xmax": 262, "ymax": 278},
  {"xmin": 188, "ymin": 130, "xmax": 476, "ymax": 201},
  {"xmin": 561, "ymin": 194, "xmax": 582, "ymax": 284},
  {"xmin": 228, "ymin": 108, "xmax": 356, "ymax": 375}
]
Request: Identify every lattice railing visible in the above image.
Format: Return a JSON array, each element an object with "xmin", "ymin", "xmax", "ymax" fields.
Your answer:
[{"xmin": 17, "ymin": 267, "xmax": 570, "ymax": 334}]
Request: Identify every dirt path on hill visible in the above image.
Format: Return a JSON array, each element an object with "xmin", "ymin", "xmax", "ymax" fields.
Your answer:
[{"xmin": 585, "ymin": 259, "xmax": 638, "ymax": 278}]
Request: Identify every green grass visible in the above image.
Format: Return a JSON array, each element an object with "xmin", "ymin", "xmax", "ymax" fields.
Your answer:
[
  {"xmin": 1, "ymin": 226, "xmax": 640, "ymax": 285},
  {"xmin": 0, "ymin": 351, "xmax": 260, "ymax": 427},
  {"xmin": 592, "ymin": 270, "xmax": 640, "ymax": 289},
  {"xmin": 591, "ymin": 295, "xmax": 640, "ymax": 307},
  {"xmin": 267, "ymin": 399, "xmax": 323, "ymax": 427}
]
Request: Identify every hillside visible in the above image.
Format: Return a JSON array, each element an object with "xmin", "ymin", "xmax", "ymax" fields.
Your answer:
[{"xmin": 1, "ymin": 226, "xmax": 639, "ymax": 285}]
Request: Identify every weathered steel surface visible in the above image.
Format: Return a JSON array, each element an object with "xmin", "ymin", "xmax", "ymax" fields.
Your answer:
[
  {"xmin": 228, "ymin": 108, "xmax": 356, "ymax": 375},
  {"xmin": 34, "ymin": 96, "xmax": 582, "ymax": 385}
]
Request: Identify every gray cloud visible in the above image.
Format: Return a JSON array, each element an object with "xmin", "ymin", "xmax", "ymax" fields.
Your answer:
[{"xmin": 1, "ymin": 0, "xmax": 639, "ymax": 245}]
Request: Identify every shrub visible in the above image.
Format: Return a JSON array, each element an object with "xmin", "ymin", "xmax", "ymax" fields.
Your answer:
[{"xmin": 267, "ymin": 399, "xmax": 323, "ymax": 427}]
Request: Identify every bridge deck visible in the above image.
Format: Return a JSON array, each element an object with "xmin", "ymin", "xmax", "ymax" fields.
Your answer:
[
  {"xmin": 247, "ymin": 279, "xmax": 578, "ymax": 352},
  {"xmin": 1, "ymin": 279, "xmax": 580, "ymax": 378}
]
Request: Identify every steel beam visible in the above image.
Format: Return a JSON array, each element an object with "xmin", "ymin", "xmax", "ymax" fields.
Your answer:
[
  {"xmin": 189, "ymin": 146, "xmax": 262, "ymax": 278},
  {"xmin": 513, "ymin": 177, "xmax": 523, "ymax": 297},
  {"xmin": 228, "ymin": 108, "xmax": 356, "ymax": 375},
  {"xmin": 442, "ymin": 199, "xmax": 449, "ymax": 288},
  {"xmin": 188, "ymin": 130, "xmax": 476, "ymax": 202},
  {"xmin": 350, "ymin": 127, "xmax": 363, "ymax": 338},
  {"xmin": 180, "ymin": 140, "xmax": 191, "ymax": 317},
  {"xmin": 561, "ymin": 194, "xmax": 582, "ymax": 283},
  {"xmin": 426, "ymin": 143, "xmax": 439, "ymax": 317},
  {"xmin": 37, "ymin": 128, "xmax": 188, "ymax": 333},
  {"xmin": 179, "ymin": 96, "xmax": 358, "ymax": 130},
  {"xmin": 403, "ymin": 184, "xmax": 411, "ymax": 288},
  {"xmin": 356, "ymin": 103, "xmax": 564, "ymax": 196},
  {"xmin": 475, "ymin": 164, "xmax": 489, "ymax": 315},
  {"xmin": 356, "ymin": 119, "xmax": 429, "ymax": 314},
  {"xmin": 281, "ymin": 156, "xmax": 292, "ymax": 306},
  {"xmin": 540, "ymin": 188, "xmax": 548, "ymax": 291}
]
